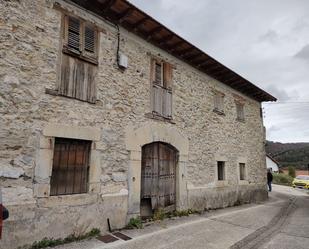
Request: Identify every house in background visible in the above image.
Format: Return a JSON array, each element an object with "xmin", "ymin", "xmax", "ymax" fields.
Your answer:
[
  {"xmin": 0, "ymin": 0, "xmax": 276, "ymax": 248},
  {"xmin": 266, "ymin": 155, "xmax": 279, "ymax": 173}
]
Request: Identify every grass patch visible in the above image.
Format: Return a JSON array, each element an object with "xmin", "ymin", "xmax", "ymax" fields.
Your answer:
[
  {"xmin": 152, "ymin": 209, "xmax": 200, "ymax": 221},
  {"xmin": 126, "ymin": 217, "xmax": 143, "ymax": 229},
  {"xmin": 19, "ymin": 228, "xmax": 100, "ymax": 249},
  {"xmin": 273, "ymin": 173, "xmax": 293, "ymax": 186}
]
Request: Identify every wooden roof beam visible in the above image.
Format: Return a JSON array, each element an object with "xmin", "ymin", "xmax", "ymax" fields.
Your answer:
[
  {"xmin": 131, "ymin": 17, "xmax": 148, "ymax": 31},
  {"xmin": 179, "ymin": 47, "xmax": 195, "ymax": 57},
  {"xmin": 158, "ymin": 34, "xmax": 174, "ymax": 45},
  {"xmin": 146, "ymin": 26, "xmax": 164, "ymax": 41},
  {"xmin": 197, "ymin": 59, "xmax": 215, "ymax": 68},
  {"xmin": 167, "ymin": 41, "xmax": 184, "ymax": 52},
  {"xmin": 101, "ymin": 0, "xmax": 117, "ymax": 14},
  {"xmin": 185, "ymin": 53, "xmax": 203, "ymax": 62},
  {"xmin": 117, "ymin": 8, "xmax": 134, "ymax": 24}
]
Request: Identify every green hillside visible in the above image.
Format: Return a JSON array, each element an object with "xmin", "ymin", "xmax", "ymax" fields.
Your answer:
[{"xmin": 266, "ymin": 141, "xmax": 309, "ymax": 170}]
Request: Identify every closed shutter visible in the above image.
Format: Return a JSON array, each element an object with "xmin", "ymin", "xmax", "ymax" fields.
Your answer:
[
  {"xmin": 236, "ymin": 103, "xmax": 244, "ymax": 120},
  {"xmin": 153, "ymin": 84, "xmax": 163, "ymax": 115},
  {"xmin": 50, "ymin": 138, "xmax": 91, "ymax": 196},
  {"xmin": 67, "ymin": 16, "xmax": 81, "ymax": 52},
  {"xmin": 59, "ymin": 54, "xmax": 97, "ymax": 103},
  {"xmin": 214, "ymin": 93, "xmax": 224, "ymax": 112},
  {"xmin": 163, "ymin": 89, "xmax": 172, "ymax": 118},
  {"xmin": 84, "ymin": 24, "xmax": 96, "ymax": 58}
]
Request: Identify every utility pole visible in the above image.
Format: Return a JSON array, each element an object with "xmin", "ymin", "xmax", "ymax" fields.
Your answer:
[{"xmin": 308, "ymin": 164, "xmax": 309, "ymax": 176}]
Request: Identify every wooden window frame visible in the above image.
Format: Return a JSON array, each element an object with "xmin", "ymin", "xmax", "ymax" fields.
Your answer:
[
  {"xmin": 236, "ymin": 102, "xmax": 245, "ymax": 122},
  {"xmin": 213, "ymin": 91, "xmax": 225, "ymax": 115},
  {"xmin": 150, "ymin": 58, "xmax": 173, "ymax": 120},
  {"xmin": 62, "ymin": 14, "xmax": 99, "ymax": 65}
]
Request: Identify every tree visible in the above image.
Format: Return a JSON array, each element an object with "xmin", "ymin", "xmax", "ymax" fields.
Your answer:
[{"xmin": 288, "ymin": 166, "xmax": 296, "ymax": 178}]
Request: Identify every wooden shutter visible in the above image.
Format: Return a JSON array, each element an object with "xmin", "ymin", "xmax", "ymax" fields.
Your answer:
[
  {"xmin": 50, "ymin": 138, "xmax": 91, "ymax": 196},
  {"xmin": 236, "ymin": 103, "xmax": 244, "ymax": 120},
  {"xmin": 84, "ymin": 24, "xmax": 97, "ymax": 58},
  {"xmin": 163, "ymin": 89, "xmax": 172, "ymax": 118},
  {"xmin": 67, "ymin": 16, "xmax": 81, "ymax": 52},
  {"xmin": 163, "ymin": 62, "xmax": 173, "ymax": 89},
  {"xmin": 153, "ymin": 85, "xmax": 163, "ymax": 115},
  {"xmin": 59, "ymin": 54, "xmax": 97, "ymax": 103}
]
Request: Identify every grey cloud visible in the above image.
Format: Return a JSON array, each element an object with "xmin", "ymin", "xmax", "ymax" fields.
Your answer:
[
  {"xmin": 294, "ymin": 44, "xmax": 309, "ymax": 61},
  {"xmin": 258, "ymin": 30, "xmax": 279, "ymax": 43},
  {"xmin": 266, "ymin": 85, "xmax": 292, "ymax": 101}
]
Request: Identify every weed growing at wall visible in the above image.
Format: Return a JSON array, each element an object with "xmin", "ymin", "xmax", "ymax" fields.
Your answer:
[{"xmin": 18, "ymin": 228, "xmax": 100, "ymax": 249}]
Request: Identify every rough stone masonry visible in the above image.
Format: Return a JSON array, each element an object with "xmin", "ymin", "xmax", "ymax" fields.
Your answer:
[{"xmin": 0, "ymin": 0, "xmax": 272, "ymax": 248}]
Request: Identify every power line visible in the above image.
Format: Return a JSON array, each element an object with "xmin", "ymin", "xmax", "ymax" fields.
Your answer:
[{"xmin": 263, "ymin": 102, "xmax": 309, "ymax": 104}]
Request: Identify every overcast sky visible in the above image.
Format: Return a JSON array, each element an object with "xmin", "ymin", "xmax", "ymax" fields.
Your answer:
[{"xmin": 129, "ymin": 0, "xmax": 309, "ymax": 143}]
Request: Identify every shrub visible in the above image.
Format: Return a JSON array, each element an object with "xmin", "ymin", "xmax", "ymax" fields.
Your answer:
[
  {"xmin": 153, "ymin": 209, "xmax": 166, "ymax": 221},
  {"xmin": 126, "ymin": 217, "xmax": 143, "ymax": 229},
  {"xmin": 272, "ymin": 173, "xmax": 293, "ymax": 186},
  {"xmin": 288, "ymin": 166, "xmax": 296, "ymax": 178}
]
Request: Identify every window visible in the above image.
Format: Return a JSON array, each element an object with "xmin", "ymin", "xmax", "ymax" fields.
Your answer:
[
  {"xmin": 239, "ymin": 163, "xmax": 246, "ymax": 180},
  {"xmin": 58, "ymin": 15, "xmax": 98, "ymax": 103},
  {"xmin": 214, "ymin": 92, "xmax": 224, "ymax": 114},
  {"xmin": 63, "ymin": 15, "xmax": 98, "ymax": 61},
  {"xmin": 151, "ymin": 59, "xmax": 173, "ymax": 119},
  {"xmin": 236, "ymin": 102, "xmax": 245, "ymax": 121},
  {"xmin": 50, "ymin": 138, "xmax": 91, "ymax": 196},
  {"xmin": 217, "ymin": 161, "xmax": 225, "ymax": 181}
]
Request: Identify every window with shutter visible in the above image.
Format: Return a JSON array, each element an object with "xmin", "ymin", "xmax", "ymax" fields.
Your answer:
[
  {"xmin": 151, "ymin": 59, "xmax": 173, "ymax": 119},
  {"xmin": 236, "ymin": 102, "xmax": 245, "ymax": 121},
  {"xmin": 50, "ymin": 138, "xmax": 91, "ymax": 196},
  {"xmin": 214, "ymin": 92, "xmax": 224, "ymax": 114},
  {"xmin": 67, "ymin": 16, "xmax": 81, "ymax": 53},
  {"xmin": 59, "ymin": 14, "xmax": 98, "ymax": 103}
]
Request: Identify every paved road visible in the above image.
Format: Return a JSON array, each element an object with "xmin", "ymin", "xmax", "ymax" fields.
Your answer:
[{"xmin": 55, "ymin": 185, "xmax": 309, "ymax": 249}]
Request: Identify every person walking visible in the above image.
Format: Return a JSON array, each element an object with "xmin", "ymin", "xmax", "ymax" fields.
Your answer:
[{"xmin": 267, "ymin": 169, "xmax": 273, "ymax": 192}]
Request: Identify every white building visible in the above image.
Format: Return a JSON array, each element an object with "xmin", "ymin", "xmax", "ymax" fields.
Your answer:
[{"xmin": 266, "ymin": 155, "xmax": 279, "ymax": 173}]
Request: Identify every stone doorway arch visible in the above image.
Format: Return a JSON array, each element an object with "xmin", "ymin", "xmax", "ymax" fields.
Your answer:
[{"xmin": 125, "ymin": 123, "xmax": 189, "ymax": 219}]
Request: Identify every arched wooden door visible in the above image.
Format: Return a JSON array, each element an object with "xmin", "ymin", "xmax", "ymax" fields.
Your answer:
[{"xmin": 141, "ymin": 142, "xmax": 177, "ymax": 216}]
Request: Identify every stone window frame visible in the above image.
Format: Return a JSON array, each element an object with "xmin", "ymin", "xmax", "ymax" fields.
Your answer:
[
  {"xmin": 237, "ymin": 157, "xmax": 249, "ymax": 185},
  {"xmin": 214, "ymin": 155, "xmax": 228, "ymax": 187},
  {"xmin": 34, "ymin": 124, "xmax": 101, "ymax": 206}
]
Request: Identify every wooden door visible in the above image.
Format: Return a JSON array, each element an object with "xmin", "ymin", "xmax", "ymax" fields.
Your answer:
[{"xmin": 141, "ymin": 142, "xmax": 177, "ymax": 212}]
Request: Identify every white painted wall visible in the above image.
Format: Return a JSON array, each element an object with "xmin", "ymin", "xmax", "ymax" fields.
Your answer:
[{"xmin": 266, "ymin": 156, "xmax": 279, "ymax": 172}]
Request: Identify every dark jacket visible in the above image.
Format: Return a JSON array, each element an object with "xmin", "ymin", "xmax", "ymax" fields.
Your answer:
[
  {"xmin": 267, "ymin": 172, "xmax": 273, "ymax": 183},
  {"xmin": 2, "ymin": 206, "xmax": 9, "ymax": 220}
]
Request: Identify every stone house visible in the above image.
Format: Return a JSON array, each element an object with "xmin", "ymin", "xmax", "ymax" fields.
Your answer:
[{"xmin": 0, "ymin": 0, "xmax": 276, "ymax": 248}]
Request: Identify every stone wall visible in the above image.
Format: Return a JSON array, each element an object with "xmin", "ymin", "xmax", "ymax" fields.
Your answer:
[{"xmin": 0, "ymin": 0, "xmax": 267, "ymax": 248}]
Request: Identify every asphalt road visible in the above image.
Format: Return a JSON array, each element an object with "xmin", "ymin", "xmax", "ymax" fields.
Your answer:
[{"xmin": 54, "ymin": 185, "xmax": 309, "ymax": 249}]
